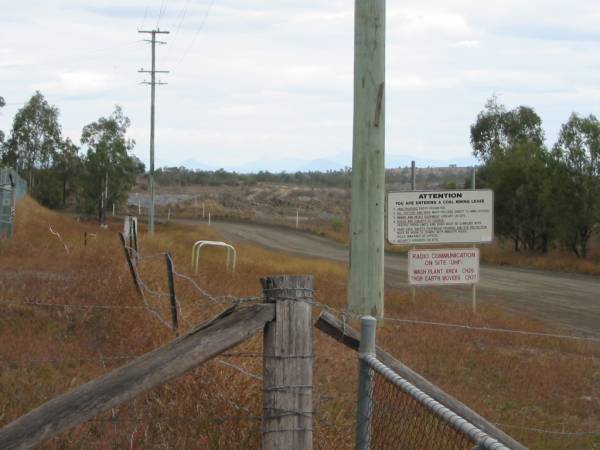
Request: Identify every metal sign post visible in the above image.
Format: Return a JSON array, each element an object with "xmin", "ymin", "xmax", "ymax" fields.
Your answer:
[
  {"xmin": 410, "ymin": 161, "xmax": 416, "ymax": 303},
  {"xmin": 471, "ymin": 166, "xmax": 477, "ymax": 312}
]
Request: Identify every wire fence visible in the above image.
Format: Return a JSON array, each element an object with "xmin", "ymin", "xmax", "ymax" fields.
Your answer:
[
  {"xmin": 361, "ymin": 354, "xmax": 510, "ymax": 450},
  {"xmin": 2, "ymin": 234, "xmax": 600, "ymax": 447}
]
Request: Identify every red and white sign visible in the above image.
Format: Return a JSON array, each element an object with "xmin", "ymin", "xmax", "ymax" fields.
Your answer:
[{"xmin": 408, "ymin": 248, "xmax": 479, "ymax": 285}]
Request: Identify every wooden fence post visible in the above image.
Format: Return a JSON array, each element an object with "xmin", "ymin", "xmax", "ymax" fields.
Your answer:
[
  {"xmin": 118, "ymin": 232, "xmax": 142, "ymax": 297},
  {"xmin": 165, "ymin": 252, "xmax": 179, "ymax": 334},
  {"xmin": 261, "ymin": 275, "xmax": 313, "ymax": 450}
]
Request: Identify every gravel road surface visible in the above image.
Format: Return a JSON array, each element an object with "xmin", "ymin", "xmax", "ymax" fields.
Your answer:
[{"xmin": 181, "ymin": 219, "xmax": 600, "ymax": 337}]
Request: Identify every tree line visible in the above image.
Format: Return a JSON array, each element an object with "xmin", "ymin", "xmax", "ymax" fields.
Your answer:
[
  {"xmin": 1, "ymin": 92, "xmax": 597, "ymax": 258},
  {"xmin": 0, "ymin": 92, "xmax": 143, "ymax": 222},
  {"xmin": 153, "ymin": 167, "xmax": 354, "ymax": 188},
  {"xmin": 471, "ymin": 96, "xmax": 599, "ymax": 258}
]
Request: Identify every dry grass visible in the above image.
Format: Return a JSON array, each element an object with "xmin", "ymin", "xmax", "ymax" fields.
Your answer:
[
  {"xmin": 1, "ymin": 197, "xmax": 599, "ymax": 449},
  {"xmin": 479, "ymin": 241, "xmax": 600, "ymax": 276},
  {"xmin": 257, "ymin": 217, "xmax": 600, "ymax": 277}
]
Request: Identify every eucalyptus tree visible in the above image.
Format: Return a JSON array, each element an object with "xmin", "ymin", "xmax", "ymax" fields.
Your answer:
[
  {"xmin": 79, "ymin": 106, "xmax": 143, "ymax": 222},
  {"xmin": 471, "ymin": 98, "xmax": 552, "ymax": 252},
  {"xmin": 551, "ymin": 113, "xmax": 600, "ymax": 258},
  {"xmin": 3, "ymin": 91, "xmax": 62, "ymax": 190},
  {"xmin": 470, "ymin": 96, "xmax": 545, "ymax": 162}
]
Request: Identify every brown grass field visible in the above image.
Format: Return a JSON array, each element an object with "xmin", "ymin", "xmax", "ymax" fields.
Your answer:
[{"xmin": 1, "ymin": 197, "xmax": 599, "ymax": 449}]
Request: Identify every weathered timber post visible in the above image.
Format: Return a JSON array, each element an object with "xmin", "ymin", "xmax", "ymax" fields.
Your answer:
[
  {"xmin": 132, "ymin": 218, "xmax": 139, "ymax": 264},
  {"xmin": 118, "ymin": 232, "xmax": 142, "ymax": 297},
  {"xmin": 356, "ymin": 316, "xmax": 377, "ymax": 450},
  {"xmin": 261, "ymin": 275, "xmax": 313, "ymax": 450},
  {"xmin": 348, "ymin": 0, "xmax": 386, "ymax": 318},
  {"xmin": 410, "ymin": 160, "xmax": 416, "ymax": 303},
  {"xmin": 165, "ymin": 253, "xmax": 179, "ymax": 333}
]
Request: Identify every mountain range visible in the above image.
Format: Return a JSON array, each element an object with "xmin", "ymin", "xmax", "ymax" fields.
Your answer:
[{"xmin": 180, "ymin": 152, "xmax": 478, "ymax": 173}]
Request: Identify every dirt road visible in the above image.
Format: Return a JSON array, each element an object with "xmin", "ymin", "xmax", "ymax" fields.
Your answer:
[{"xmin": 183, "ymin": 219, "xmax": 600, "ymax": 337}]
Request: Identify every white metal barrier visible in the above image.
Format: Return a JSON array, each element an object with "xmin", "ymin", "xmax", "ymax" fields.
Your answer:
[{"xmin": 191, "ymin": 240, "xmax": 237, "ymax": 273}]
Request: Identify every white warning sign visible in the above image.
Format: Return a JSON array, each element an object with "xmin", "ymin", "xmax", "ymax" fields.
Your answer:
[
  {"xmin": 387, "ymin": 190, "xmax": 493, "ymax": 245},
  {"xmin": 408, "ymin": 248, "xmax": 479, "ymax": 285}
]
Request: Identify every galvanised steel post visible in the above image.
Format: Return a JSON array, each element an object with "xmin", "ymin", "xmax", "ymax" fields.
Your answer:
[{"xmin": 356, "ymin": 315, "xmax": 377, "ymax": 450}]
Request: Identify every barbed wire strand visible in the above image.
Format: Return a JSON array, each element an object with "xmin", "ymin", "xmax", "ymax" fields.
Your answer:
[
  {"xmin": 382, "ymin": 316, "xmax": 600, "ymax": 344},
  {"xmin": 0, "ymin": 298, "xmax": 147, "ymax": 310},
  {"xmin": 217, "ymin": 359, "xmax": 262, "ymax": 381},
  {"xmin": 48, "ymin": 224, "xmax": 70, "ymax": 254}
]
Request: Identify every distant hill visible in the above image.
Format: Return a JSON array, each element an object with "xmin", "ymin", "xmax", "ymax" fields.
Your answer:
[{"xmin": 178, "ymin": 152, "xmax": 477, "ymax": 173}]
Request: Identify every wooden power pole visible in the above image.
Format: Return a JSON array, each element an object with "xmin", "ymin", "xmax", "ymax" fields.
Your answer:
[
  {"xmin": 348, "ymin": 0, "xmax": 386, "ymax": 318},
  {"xmin": 138, "ymin": 28, "xmax": 169, "ymax": 235}
]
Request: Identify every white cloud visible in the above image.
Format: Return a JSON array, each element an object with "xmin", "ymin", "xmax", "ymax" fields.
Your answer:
[
  {"xmin": 2, "ymin": 0, "xmax": 600, "ymax": 170},
  {"xmin": 36, "ymin": 71, "xmax": 112, "ymax": 95},
  {"xmin": 449, "ymin": 40, "xmax": 480, "ymax": 48}
]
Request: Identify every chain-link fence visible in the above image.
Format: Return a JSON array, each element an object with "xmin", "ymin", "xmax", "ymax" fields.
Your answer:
[
  {"xmin": 356, "ymin": 316, "xmax": 513, "ymax": 450},
  {"xmin": 367, "ymin": 367, "xmax": 478, "ymax": 450},
  {"xmin": 0, "ymin": 168, "xmax": 26, "ymax": 239},
  {"xmin": 0, "ymin": 168, "xmax": 27, "ymax": 199}
]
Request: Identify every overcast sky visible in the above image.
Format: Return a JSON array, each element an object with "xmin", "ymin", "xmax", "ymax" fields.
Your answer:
[{"xmin": 1, "ymin": 0, "xmax": 599, "ymax": 171}]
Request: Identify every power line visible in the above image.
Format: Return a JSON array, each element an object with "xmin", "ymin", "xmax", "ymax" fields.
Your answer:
[
  {"xmin": 174, "ymin": 0, "xmax": 216, "ymax": 69},
  {"xmin": 156, "ymin": 0, "xmax": 169, "ymax": 28},
  {"xmin": 139, "ymin": 3, "xmax": 150, "ymax": 30},
  {"xmin": 160, "ymin": 0, "xmax": 192, "ymax": 67},
  {"xmin": 172, "ymin": 0, "xmax": 193, "ymax": 37}
]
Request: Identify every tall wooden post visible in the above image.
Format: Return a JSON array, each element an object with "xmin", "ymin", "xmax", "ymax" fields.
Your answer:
[
  {"xmin": 261, "ymin": 275, "xmax": 313, "ymax": 450},
  {"xmin": 348, "ymin": 0, "xmax": 386, "ymax": 318}
]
